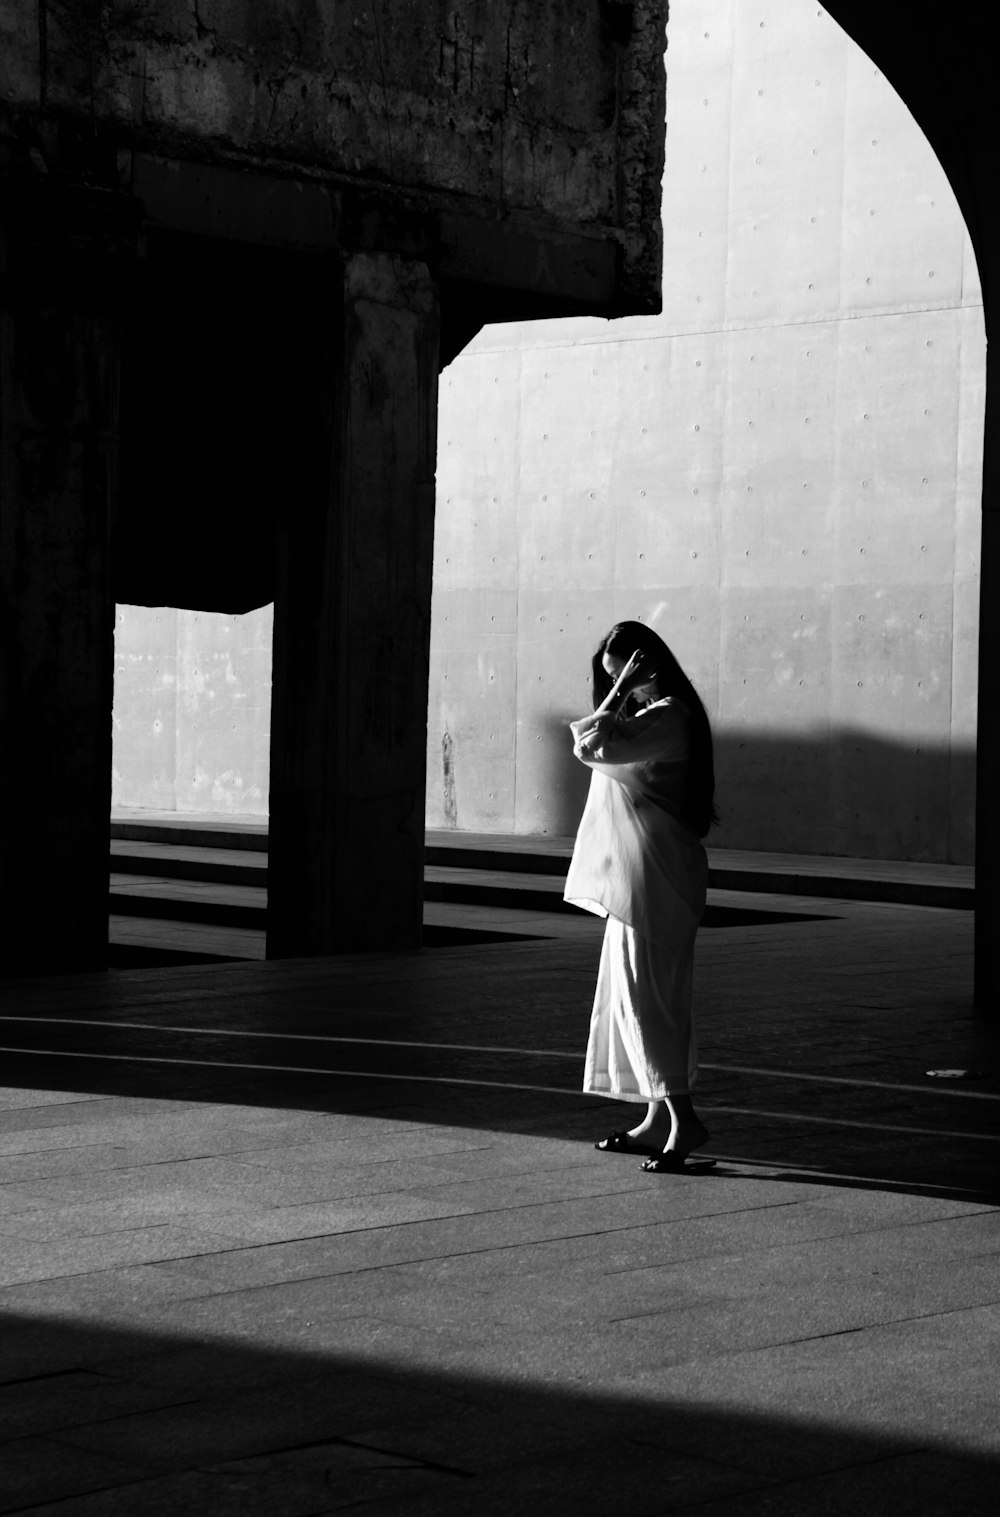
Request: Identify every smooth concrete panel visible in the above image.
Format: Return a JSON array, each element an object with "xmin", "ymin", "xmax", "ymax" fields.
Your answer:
[
  {"xmin": 436, "ymin": 348, "xmax": 522, "ymax": 594},
  {"xmin": 833, "ymin": 312, "xmax": 961, "ymax": 587},
  {"xmin": 830, "ymin": 736, "xmax": 954, "ymax": 864},
  {"xmin": 720, "ymin": 324, "xmax": 838, "ymax": 590},
  {"xmin": 425, "ymin": 589, "xmax": 517, "ymax": 832},
  {"xmin": 725, "ymin": 2, "xmax": 848, "ymax": 327},
  {"xmin": 173, "ymin": 607, "xmax": 272, "ymax": 815},
  {"xmin": 831, "ymin": 581, "xmax": 954, "ymax": 742},
  {"xmin": 612, "ymin": 332, "xmax": 725, "ymax": 590},
  {"xmin": 517, "ymin": 346, "xmax": 622, "ymax": 594},
  {"xmin": 718, "ymin": 585, "xmax": 834, "ymax": 735},
  {"xmin": 841, "ymin": 48, "xmax": 965, "ymax": 316},
  {"xmin": 112, "ymin": 607, "xmax": 178, "ymax": 810},
  {"xmin": 713, "ymin": 729, "xmax": 835, "ymax": 855},
  {"xmin": 660, "ymin": 14, "xmax": 735, "ymax": 331},
  {"xmin": 113, "ymin": 605, "xmax": 272, "ymax": 816}
]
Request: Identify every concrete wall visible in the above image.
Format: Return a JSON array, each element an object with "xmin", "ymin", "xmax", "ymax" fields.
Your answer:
[
  {"xmin": 110, "ymin": 0, "xmax": 985, "ymax": 862},
  {"xmin": 426, "ymin": 0, "xmax": 984, "ymax": 863},
  {"xmin": 112, "ymin": 604, "xmax": 272, "ymax": 815}
]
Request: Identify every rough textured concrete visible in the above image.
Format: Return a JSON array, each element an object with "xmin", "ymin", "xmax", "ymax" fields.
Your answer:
[
  {"xmin": 267, "ymin": 250, "xmax": 439, "ymax": 958},
  {"xmin": 0, "ymin": 0, "xmax": 666, "ymax": 305},
  {"xmin": 0, "ymin": 186, "xmax": 134, "ymax": 975},
  {"xmin": 0, "ymin": 898, "xmax": 997, "ymax": 1512}
]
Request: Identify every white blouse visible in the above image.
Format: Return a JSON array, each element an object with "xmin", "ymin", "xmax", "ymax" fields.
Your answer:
[{"xmin": 563, "ymin": 697, "xmax": 708, "ymax": 941}]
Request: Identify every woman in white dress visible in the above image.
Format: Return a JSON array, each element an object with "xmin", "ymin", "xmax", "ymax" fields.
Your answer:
[{"xmin": 564, "ymin": 621, "xmax": 718, "ymax": 1172}]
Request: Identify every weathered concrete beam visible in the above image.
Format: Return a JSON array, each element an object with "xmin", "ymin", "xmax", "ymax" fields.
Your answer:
[
  {"xmin": 128, "ymin": 153, "xmax": 624, "ymax": 311},
  {"xmin": 2, "ymin": 0, "xmax": 666, "ymax": 314}
]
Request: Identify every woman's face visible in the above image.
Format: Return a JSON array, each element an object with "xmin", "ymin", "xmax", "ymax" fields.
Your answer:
[{"xmin": 602, "ymin": 650, "xmax": 659, "ymax": 703}]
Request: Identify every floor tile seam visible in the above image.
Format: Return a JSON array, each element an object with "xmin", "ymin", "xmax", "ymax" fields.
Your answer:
[
  {"xmin": 0, "ymin": 1043, "xmax": 587, "ymax": 1102},
  {"xmin": 664, "ymin": 1296, "xmax": 1000, "ymax": 1373},
  {"xmin": 22, "ymin": 1020, "xmax": 1000, "ymax": 1104},
  {"xmin": 699, "ymin": 1103, "xmax": 1000, "ymax": 1144},
  {"xmin": 601, "ymin": 1246, "xmax": 917, "ymax": 1293},
  {"xmin": 644, "ymin": 1442, "xmax": 946, "ymax": 1515},
  {"xmin": 4, "ymin": 1165, "xmax": 778, "ymax": 1242},
  {"xmin": 0, "ymin": 1157, "xmax": 591, "ymax": 1221},
  {"xmin": 163, "ymin": 1200, "xmax": 811, "ymax": 1303},
  {"xmin": 0, "ymin": 1191, "xmax": 80, "ymax": 1222},
  {"xmin": 2, "ymin": 1392, "xmax": 206, "ymax": 1450},
  {"xmin": 43, "ymin": 1422, "xmax": 475, "ymax": 1490},
  {"xmin": 153, "ymin": 1172, "xmax": 645, "ymax": 1228},
  {"xmin": 28, "ymin": 1135, "xmax": 505, "ymax": 1181},
  {"xmin": 607, "ymin": 1283, "xmax": 1000, "ymax": 1338},
  {"xmin": 1, "ymin": 1140, "xmax": 392, "ymax": 1182},
  {"xmin": 0, "ymin": 1207, "xmax": 267, "ymax": 1246},
  {"xmin": 10, "ymin": 1046, "xmax": 997, "ymax": 1129},
  {"xmin": 219, "ymin": 1428, "xmax": 476, "ymax": 1480},
  {"xmin": 607, "ymin": 1233, "xmax": 1000, "ymax": 1295},
  {"xmin": 597, "ymin": 1227, "xmax": 893, "ymax": 1285},
  {"xmin": 160, "ymin": 1136, "xmax": 507, "ymax": 1171},
  {"xmin": 252, "ymin": 1183, "xmax": 810, "ymax": 1243},
  {"xmin": 694, "ymin": 1156, "xmax": 1000, "ymax": 1205},
  {"xmin": 162, "ymin": 1191, "xmax": 709, "ymax": 1285},
  {"xmin": 0, "ymin": 1217, "xmax": 277, "ymax": 1284},
  {"xmin": 0, "ymin": 1365, "xmax": 121, "ymax": 1390},
  {"xmin": 0, "ymin": 1207, "xmax": 680, "ymax": 1296},
  {"xmin": 0, "ymin": 1138, "xmax": 129, "ymax": 1166},
  {"xmin": 234, "ymin": 1159, "xmax": 607, "ymax": 1200},
  {"xmin": 2, "ymin": 1426, "xmax": 156, "ymax": 1485},
  {"xmin": 765, "ymin": 1202, "xmax": 1000, "ymax": 1241},
  {"xmin": 624, "ymin": 1429, "xmax": 787, "ymax": 1491},
  {"xmin": 0, "ymin": 1096, "xmax": 110, "ymax": 1119}
]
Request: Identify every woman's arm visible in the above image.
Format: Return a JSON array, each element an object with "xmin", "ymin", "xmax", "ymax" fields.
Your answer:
[
  {"xmin": 569, "ymin": 652, "xmax": 639, "ymax": 754},
  {"xmin": 572, "ymin": 699, "xmax": 690, "ymax": 767},
  {"xmin": 592, "ymin": 649, "xmax": 645, "ymax": 720}
]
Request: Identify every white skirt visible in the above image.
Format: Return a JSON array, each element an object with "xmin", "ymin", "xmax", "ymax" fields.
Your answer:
[{"xmin": 583, "ymin": 914, "xmax": 698, "ymax": 1100}]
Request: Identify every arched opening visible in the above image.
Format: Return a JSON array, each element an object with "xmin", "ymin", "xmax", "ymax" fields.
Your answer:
[{"xmin": 428, "ymin": 0, "xmax": 984, "ymax": 883}]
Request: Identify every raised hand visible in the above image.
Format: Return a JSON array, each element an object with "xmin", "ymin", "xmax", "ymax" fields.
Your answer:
[{"xmin": 595, "ymin": 649, "xmax": 648, "ymax": 717}]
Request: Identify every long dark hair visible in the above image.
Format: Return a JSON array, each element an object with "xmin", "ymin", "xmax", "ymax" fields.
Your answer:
[{"xmin": 592, "ymin": 620, "xmax": 718, "ymax": 837}]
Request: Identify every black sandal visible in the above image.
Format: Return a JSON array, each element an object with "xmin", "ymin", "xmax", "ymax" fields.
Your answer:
[
  {"xmin": 640, "ymin": 1152, "xmax": 717, "ymax": 1174},
  {"xmin": 594, "ymin": 1131, "xmax": 661, "ymax": 1157}
]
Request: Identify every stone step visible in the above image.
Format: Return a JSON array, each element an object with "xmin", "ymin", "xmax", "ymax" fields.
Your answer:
[
  {"xmin": 109, "ymin": 864, "xmax": 841, "ymax": 946},
  {"xmin": 111, "ymin": 838, "xmax": 268, "ymax": 886},
  {"xmin": 109, "ymin": 873, "xmax": 265, "ymax": 929},
  {"xmin": 110, "ymin": 815, "xmax": 974, "ymax": 910},
  {"xmin": 111, "ymin": 815, "xmax": 268, "ymax": 852}
]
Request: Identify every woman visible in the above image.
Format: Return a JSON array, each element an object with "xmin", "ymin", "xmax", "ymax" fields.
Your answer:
[{"xmin": 564, "ymin": 620, "xmax": 717, "ymax": 1172}]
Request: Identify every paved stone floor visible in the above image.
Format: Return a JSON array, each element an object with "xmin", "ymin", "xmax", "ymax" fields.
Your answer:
[{"xmin": 0, "ymin": 894, "xmax": 998, "ymax": 1514}]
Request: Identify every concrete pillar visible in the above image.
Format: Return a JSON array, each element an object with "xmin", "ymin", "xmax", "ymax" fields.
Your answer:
[
  {"xmin": 267, "ymin": 252, "xmax": 439, "ymax": 957},
  {"xmin": 0, "ymin": 187, "xmax": 131, "ymax": 976}
]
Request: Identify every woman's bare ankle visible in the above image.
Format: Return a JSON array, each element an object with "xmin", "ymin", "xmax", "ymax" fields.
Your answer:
[{"xmin": 666, "ymin": 1115, "xmax": 710, "ymax": 1156}]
